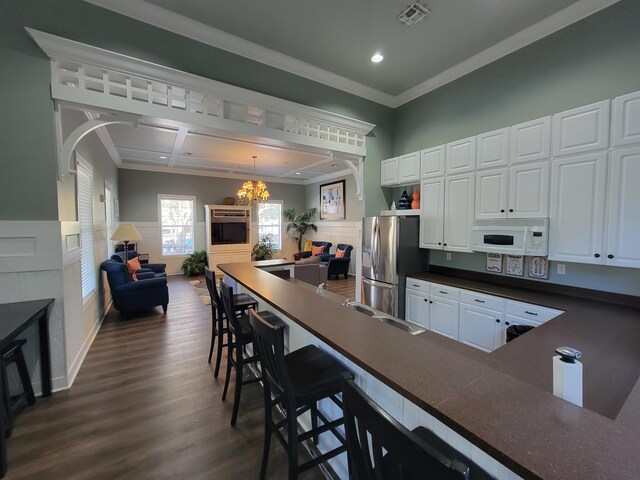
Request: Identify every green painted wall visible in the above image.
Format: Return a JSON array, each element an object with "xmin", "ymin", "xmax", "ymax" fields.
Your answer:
[
  {"xmin": 392, "ymin": 0, "xmax": 640, "ymax": 296},
  {"xmin": 118, "ymin": 170, "xmax": 305, "ymax": 222},
  {"xmin": 1, "ymin": 0, "xmax": 394, "ymax": 221},
  {"xmin": 304, "ymin": 175, "xmax": 361, "ymax": 222}
]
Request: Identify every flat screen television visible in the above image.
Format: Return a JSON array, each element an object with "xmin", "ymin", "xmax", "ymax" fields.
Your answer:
[{"xmin": 211, "ymin": 222, "xmax": 247, "ymax": 245}]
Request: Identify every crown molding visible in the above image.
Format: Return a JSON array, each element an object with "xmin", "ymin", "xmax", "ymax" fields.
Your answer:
[
  {"xmin": 395, "ymin": 0, "xmax": 622, "ymax": 106},
  {"xmin": 84, "ymin": 0, "xmax": 620, "ymax": 109},
  {"xmin": 83, "ymin": 0, "xmax": 396, "ymax": 108}
]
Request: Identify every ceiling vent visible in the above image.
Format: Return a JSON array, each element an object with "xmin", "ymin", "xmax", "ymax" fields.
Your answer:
[{"xmin": 397, "ymin": 3, "xmax": 430, "ymax": 27}]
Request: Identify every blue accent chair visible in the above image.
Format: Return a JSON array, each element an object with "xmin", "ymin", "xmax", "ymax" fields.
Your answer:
[
  {"xmin": 110, "ymin": 250, "xmax": 167, "ymax": 278},
  {"xmin": 319, "ymin": 244, "xmax": 353, "ymax": 279},
  {"xmin": 100, "ymin": 260, "xmax": 169, "ymax": 315},
  {"xmin": 296, "ymin": 241, "xmax": 332, "ymax": 260}
]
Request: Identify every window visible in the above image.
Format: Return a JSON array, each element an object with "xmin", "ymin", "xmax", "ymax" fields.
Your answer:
[
  {"xmin": 105, "ymin": 184, "xmax": 114, "ymax": 256},
  {"xmin": 257, "ymin": 201, "xmax": 282, "ymax": 249},
  {"xmin": 77, "ymin": 158, "xmax": 96, "ymax": 300},
  {"xmin": 159, "ymin": 195, "xmax": 195, "ymax": 256}
]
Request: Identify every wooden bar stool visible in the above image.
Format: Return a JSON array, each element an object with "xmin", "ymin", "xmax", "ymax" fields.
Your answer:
[
  {"xmin": 342, "ymin": 377, "xmax": 493, "ymax": 479},
  {"xmin": 249, "ymin": 309, "xmax": 353, "ymax": 480},
  {"xmin": 1, "ymin": 340, "xmax": 35, "ymax": 436},
  {"xmin": 204, "ymin": 267, "xmax": 258, "ymax": 378}
]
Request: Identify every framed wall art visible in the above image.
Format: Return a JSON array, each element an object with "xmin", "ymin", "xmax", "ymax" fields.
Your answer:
[
  {"xmin": 486, "ymin": 253, "xmax": 503, "ymax": 273},
  {"xmin": 505, "ymin": 255, "xmax": 524, "ymax": 276},
  {"xmin": 320, "ymin": 180, "xmax": 345, "ymax": 220},
  {"xmin": 528, "ymin": 256, "xmax": 549, "ymax": 279}
]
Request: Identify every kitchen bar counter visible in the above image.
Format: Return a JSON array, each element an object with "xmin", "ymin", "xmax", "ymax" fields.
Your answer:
[{"xmin": 220, "ymin": 261, "xmax": 640, "ymax": 479}]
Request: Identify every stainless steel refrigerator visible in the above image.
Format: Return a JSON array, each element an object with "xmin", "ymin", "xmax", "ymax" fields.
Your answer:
[{"xmin": 361, "ymin": 216, "xmax": 428, "ymax": 319}]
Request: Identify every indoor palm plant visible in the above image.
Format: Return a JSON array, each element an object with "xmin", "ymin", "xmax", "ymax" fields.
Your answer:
[
  {"xmin": 284, "ymin": 207, "xmax": 318, "ymax": 253},
  {"xmin": 181, "ymin": 250, "xmax": 208, "ymax": 275}
]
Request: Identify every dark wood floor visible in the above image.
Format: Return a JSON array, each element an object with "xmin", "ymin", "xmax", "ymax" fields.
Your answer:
[
  {"xmin": 4, "ymin": 275, "xmax": 356, "ymax": 479},
  {"xmin": 324, "ymin": 275, "xmax": 355, "ymax": 299}
]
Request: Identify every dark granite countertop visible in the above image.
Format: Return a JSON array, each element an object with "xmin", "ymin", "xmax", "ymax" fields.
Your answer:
[{"xmin": 220, "ymin": 262, "xmax": 640, "ymax": 480}]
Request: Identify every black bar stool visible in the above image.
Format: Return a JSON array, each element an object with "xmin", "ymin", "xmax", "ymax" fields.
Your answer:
[
  {"xmin": 342, "ymin": 377, "xmax": 493, "ymax": 480},
  {"xmin": 249, "ymin": 309, "xmax": 353, "ymax": 480},
  {"xmin": 219, "ymin": 282, "xmax": 271, "ymax": 427},
  {"xmin": 204, "ymin": 267, "xmax": 258, "ymax": 378},
  {"xmin": 1, "ymin": 340, "xmax": 35, "ymax": 436}
]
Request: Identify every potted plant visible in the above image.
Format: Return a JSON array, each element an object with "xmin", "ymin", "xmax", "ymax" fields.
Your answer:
[
  {"xmin": 252, "ymin": 234, "xmax": 276, "ymax": 261},
  {"xmin": 284, "ymin": 207, "xmax": 318, "ymax": 253},
  {"xmin": 181, "ymin": 250, "xmax": 208, "ymax": 275}
]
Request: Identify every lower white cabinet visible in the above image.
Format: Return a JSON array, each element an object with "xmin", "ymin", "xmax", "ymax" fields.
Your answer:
[{"xmin": 405, "ymin": 278, "xmax": 563, "ymax": 352}]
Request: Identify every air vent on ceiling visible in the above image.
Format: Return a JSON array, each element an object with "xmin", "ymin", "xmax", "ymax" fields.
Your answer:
[{"xmin": 397, "ymin": 3, "xmax": 430, "ymax": 27}]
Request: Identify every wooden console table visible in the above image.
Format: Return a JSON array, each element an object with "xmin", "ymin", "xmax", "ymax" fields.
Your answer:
[{"xmin": 0, "ymin": 298, "xmax": 54, "ymax": 477}]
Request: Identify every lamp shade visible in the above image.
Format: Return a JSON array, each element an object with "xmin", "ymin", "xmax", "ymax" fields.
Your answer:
[{"xmin": 110, "ymin": 224, "xmax": 142, "ymax": 242}]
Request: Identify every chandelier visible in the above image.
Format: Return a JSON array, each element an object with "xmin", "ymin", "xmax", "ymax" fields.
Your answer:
[{"xmin": 237, "ymin": 155, "xmax": 270, "ymax": 206}]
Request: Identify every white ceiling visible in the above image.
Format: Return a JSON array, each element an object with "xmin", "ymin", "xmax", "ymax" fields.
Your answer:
[{"xmin": 79, "ymin": 0, "xmax": 620, "ymax": 181}]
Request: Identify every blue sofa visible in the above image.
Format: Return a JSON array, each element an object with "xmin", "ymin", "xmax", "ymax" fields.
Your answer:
[
  {"xmin": 110, "ymin": 251, "xmax": 167, "ymax": 278},
  {"xmin": 319, "ymin": 244, "xmax": 353, "ymax": 279},
  {"xmin": 100, "ymin": 260, "xmax": 169, "ymax": 315}
]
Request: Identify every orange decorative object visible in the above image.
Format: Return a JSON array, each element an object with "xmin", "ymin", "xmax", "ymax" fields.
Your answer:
[{"xmin": 411, "ymin": 190, "xmax": 420, "ymax": 209}]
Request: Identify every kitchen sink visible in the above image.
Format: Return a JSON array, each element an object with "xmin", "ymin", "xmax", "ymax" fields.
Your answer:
[{"xmin": 344, "ymin": 301, "xmax": 425, "ymax": 335}]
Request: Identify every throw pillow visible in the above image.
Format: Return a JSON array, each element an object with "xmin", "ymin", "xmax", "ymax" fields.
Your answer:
[
  {"xmin": 127, "ymin": 257, "xmax": 141, "ymax": 281},
  {"xmin": 303, "ymin": 239, "xmax": 313, "ymax": 252},
  {"xmin": 311, "ymin": 245, "xmax": 325, "ymax": 256},
  {"xmin": 295, "ymin": 255, "xmax": 320, "ymax": 265},
  {"xmin": 335, "ymin": 248, "xmax": 346, "ymax": 258}
]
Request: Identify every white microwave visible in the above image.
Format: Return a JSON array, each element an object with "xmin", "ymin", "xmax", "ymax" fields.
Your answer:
[{"xmin": 471, "ymin": 218, "xmax": 549, "ymax": 256}]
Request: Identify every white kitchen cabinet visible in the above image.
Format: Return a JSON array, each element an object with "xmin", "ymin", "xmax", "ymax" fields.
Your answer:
[
  {"xmin": 612, "ymin": 90, "xmax": 640, "ymax": 147},
  {"xmin": 429, "ymin": 284, "xmax": 460, "ymax": 339},
  {"xmin": 381, "ymin": 157, "xmax": 399, "ymax": 186},
  {"xmin": 510, "ymin": 116, "xmax": 551, "ymax": 164},
  {"xmin": 405, "ymin": 280, "xmax": 430, "ymax": 328},
  {"xmin": 552, "ymin": 100, "xmax": 610, "ymax": 157},
  {"xmin": 606, "ymin": 146, "xmax": 640, "ymax": 268},
  {"xmin": 398, "ymin": 151, "xmax": 421, "ymax": 184},
  {"xmin": 419, "ymin": 177, "xmax": 445, "ymax": 249},
  {"xmin": 549, "ymin": 153, "xmax": 607, "ymax": 264},
  {"xmin": 459, "ymin": 303, "xmax": 504, "ymax": 352},
  {"xmin": 420, "ymin": 145, "xmax": 445, "ymax": 179},
  {"xmin": 443, "ymin": 174, "xmax": 475, "ymax": 252},
  {"xmin": 507, "ymin": 161, "xmax": 550, "ymax": 218},
  {"xmin": 446, "ymin": 137, "xmax": 476, "ymax": 175},
  {"xmin": 475, "ymin": 168, "xmax": 508, "ymax": 219},
  {"xmin": 477, "ymin": 128, "xmax": 509, "ymax": 170}
]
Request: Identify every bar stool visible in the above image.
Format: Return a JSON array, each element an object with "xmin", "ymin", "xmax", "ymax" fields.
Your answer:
[
  {"xmin": 249, "ymin": 309, "xmax": 353, "ymax": 480},
  {"xmin": 219, "ymin": 282, "xmax": 272, "ymax": 427},
  {"xmin": 342, "ymin": 377, "xmax": 493, "ymax": 480},
  {"xmin": 1, "ymin": 340, "xmax": 35, "ymax": 436},
  {"xmin": 204, "ymin": 267, "xmax": 258, "ymax": 377}
]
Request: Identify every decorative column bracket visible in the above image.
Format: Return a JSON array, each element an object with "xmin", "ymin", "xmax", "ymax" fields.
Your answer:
[
  {"xmin": 336, "ymin": 153, "xmax": 364, "ymax": 200},
  {"xmin": 56, "ymin": 109, "xmax": 140, "ymax": 179}
]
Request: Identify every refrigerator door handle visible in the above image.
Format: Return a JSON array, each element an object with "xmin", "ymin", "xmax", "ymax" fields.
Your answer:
[{"xmin": 371, "ymin": 218, "xmax": 379, "ymax": 272}]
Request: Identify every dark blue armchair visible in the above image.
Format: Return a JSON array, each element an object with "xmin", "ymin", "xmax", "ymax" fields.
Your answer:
[
  {"xmin": 100, "ymin": 260, "xmax": 169, "ymax": 315},
  {"xmin": 295, "ymin": 241, "xmax": 332, "ymax": 260},
  {"xmin": 319, "ymin": 244, "xmax": 353, "ymax": 279},
  {"xmin": 110, "ymin": 251, "xmax": 167, "ymax": 278}
]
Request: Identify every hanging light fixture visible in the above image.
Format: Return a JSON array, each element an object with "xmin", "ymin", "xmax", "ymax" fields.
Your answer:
[{"xmin": 237, "ymin": 155, "xmax": 270, "ymax": 206}]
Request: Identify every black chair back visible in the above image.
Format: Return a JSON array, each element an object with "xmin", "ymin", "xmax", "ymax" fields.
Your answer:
[
  {"xmin": 220, "ymin": 282, "xmax": 243, "ymax": 337},
  {"xmin": 204, "ymin": 267, "xmax": 220, "ymax": 317},
  {"xmin": 342, "ymin": 378, "xmax": 470, "ymax": 480},
  {"xmin": 248, "ymin": 309, "xmax": 294, "ymax": 405}
]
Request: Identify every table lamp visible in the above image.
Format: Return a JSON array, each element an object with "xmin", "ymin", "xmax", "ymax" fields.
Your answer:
[{"xmin": 110, "ymin": 224, "xmax": 142, "ymax": 265}]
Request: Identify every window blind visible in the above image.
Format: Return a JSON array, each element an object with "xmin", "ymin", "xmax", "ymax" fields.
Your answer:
[
  {"xmin": 78, "ymin": 163, "xmax": 96, "ymax": 299},
  {"xmin": 105, "ymin": 186, "xmax": 113, "ymax": 256}
]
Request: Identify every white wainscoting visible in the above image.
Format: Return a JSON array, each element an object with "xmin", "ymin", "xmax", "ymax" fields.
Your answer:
[
  {"xmin": 0, "ymin": 221, "xmax": 63, "ymax": 273},
  {"xmin": 127, "ymin": 222, "xmax": 206, "ymax": 275}
]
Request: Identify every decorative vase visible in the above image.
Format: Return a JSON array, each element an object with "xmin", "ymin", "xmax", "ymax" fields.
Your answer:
[
  {"xmin": 397, "ymin": 190, "xmax": 411, "ymax": 210},
  {"xmin": 411, "ymin": 190, "xmax": 420, "ymax": 209}
]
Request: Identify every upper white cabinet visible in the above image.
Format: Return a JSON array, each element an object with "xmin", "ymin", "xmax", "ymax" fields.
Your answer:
[
  {"xmin": 510, "ymin": 116, "xmax": 551, "ymax": 164},
  {"xmin": 419, "ymin": 178, "xmax": 445, "ymax": 249},
  {"xmin": 446, "ymin": 136, "xmax": 476, "ymax": 175},
  {"xmin": 477, "ymin": 128, "xmax": 509, "ymax": 169},
  {"xmin": 398, "ymin": 151, "xmax": 421, "ymax": 184},
  {"xmin": 612, "ymin": 90, "xmax": 640, "ymax": 147},
  {"xmin": 380, "ymin": 153, "xmax": 420, "ymax": 186},
  {"xmin": 420, "ymin": 145, "xmax": 445, "ymax": 179},
  {"xmin": 380, "ymin": 157, "xmax": 399, "ymax": 186},
  {"xmin": 549, "ymin": 153, "xmax": 607, "ymax": 264},
  {"xmin": 475, "ymin": 161, "xmax": 549, "ymax": 219},
  {"xmin": 552, "ymin": 100, "xmax": 610, "ymax": 156},
  {"xmin": 606, "ymin": 146, "xmax": 640, "ymax": 268}
]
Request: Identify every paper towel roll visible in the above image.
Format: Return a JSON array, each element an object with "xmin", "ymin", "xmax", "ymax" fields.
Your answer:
[{"xmin": 553, "ymin": 355, "xmax": 583, "ymax": 407}]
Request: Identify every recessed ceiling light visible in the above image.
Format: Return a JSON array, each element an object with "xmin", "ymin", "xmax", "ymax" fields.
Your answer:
[
  {"xmin": 295, "ymin": 172, "xmax": 301, "ymax": 175},
  {"xmin": 371, "ymin": 53, "xmax": 384, "ymax": 63},
  {"xmin": 159, "ymin": 156, "xmax": 167, "ymax": 159}
]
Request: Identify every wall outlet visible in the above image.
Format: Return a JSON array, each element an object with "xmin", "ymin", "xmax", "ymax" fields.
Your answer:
[
  {"xmin": 446, "ymin": 252, "xmax": 452, "ymax": 261},
  {"xmin": 557, "ymin": 264, "xmax": 566, "ymax": 275}
]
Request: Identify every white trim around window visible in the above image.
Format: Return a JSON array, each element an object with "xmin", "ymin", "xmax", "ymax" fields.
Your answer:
[
  {"xmin": 257, "ymin": 201, "xmax": 283, "ymax": 250},
  {"xmin": 158, "ymin": 194, "xmax": 196, "ymax": 257}
]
